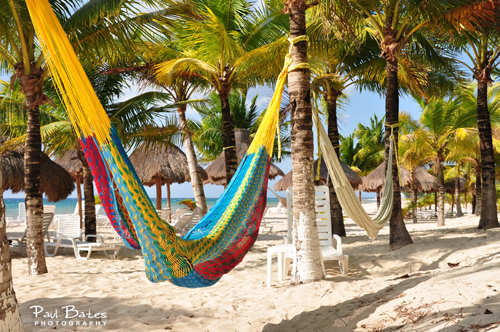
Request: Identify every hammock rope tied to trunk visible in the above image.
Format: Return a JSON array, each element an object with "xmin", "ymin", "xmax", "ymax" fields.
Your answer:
[
  {"xmin": 312, "ymin": 109, "xmax": 396, "ymax": 239},
  {"xmin": 26, "ymin": 0, "xmax": 309, "ymax": 288}
]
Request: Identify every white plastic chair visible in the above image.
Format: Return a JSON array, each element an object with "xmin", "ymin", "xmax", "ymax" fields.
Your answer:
[
  {"xmin": 44, "ymin": 215, "xmax": 121, "ymax": 259},
  {"xmin": 266, "ymin": 186, "xmax": 348, "ymax": 286},
  {"xmin": 9, "ymin": 213, "xmax": 54, "ymax": 255},
  {"xmin": 9, "ymin": 202, "xmax": 26, "ymax": 227}
]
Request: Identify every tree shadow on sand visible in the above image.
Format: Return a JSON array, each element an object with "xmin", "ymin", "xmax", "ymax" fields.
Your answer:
[{"xmin": 262, "ymin": 274, "xmax": 433, "ymax": 332}]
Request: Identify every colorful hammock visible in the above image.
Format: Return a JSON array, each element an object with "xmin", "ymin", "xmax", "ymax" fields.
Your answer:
[{"xmin": 26, "ymin": 0, "xmax": 292, "ymax": 288}]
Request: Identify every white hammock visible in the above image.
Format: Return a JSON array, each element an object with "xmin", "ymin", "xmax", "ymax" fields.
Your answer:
[{"xmin": 312, "ymin": 113, "xmax": 394, "ymax": 239}]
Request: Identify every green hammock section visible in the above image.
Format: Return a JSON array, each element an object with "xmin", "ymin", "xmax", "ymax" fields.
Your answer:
[{"xmin": 312, "ymin": 112, "xmax": 394, "ymax": 239}]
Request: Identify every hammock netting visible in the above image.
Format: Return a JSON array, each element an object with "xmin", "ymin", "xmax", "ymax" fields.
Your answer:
[{"xmin": 26, "ymin": 0, "xmax": 290, "ymax": 288}]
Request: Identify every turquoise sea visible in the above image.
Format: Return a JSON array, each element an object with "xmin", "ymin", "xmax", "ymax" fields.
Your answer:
[
  {"xmin": 3, "ymin": 197, "xmax": 281, "ymax": 219},
  {"xmin": 4, "ymin": 196, "xmax": 377, "ymax": 219}
]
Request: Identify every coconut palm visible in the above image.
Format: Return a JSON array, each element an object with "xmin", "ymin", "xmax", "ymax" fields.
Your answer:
[
  {"xmin": 155, "ymin": 0, "xmax": 288, "ymax": 184},
  {"xmin": 0, "ymin": 0, "xmax": 183, "ymax": 275},
  {"xmin": 449, "ymin": 4, "xmax": 500, "ymax": 228},
  {"xmin": 0, "ymin": 154, "xmax": 24, "ymax": 330},
  {"xmin": 283, "ymin": 0, "xmax": 323, "ymax": 284},
  {"xmin": 413, "ymin": 94, "xmax": 478, "ymax": 226},
  {"xmin": 318, "ymin": 0, "xmax": 497, "ymax": 249},
  {"xmin": 0, "ymin": 73, "xmax": 165, "ymax": 240}
]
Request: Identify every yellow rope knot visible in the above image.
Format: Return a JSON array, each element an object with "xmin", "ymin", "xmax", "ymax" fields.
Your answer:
[{"xmin": 287, "ymin": 35, "xmax": 310, "ymax": 73}]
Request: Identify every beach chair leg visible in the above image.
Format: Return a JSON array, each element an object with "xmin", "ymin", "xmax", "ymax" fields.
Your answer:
[
  {"xmin": 340, "ymin": 255, "xmax": 349, "ymax": 276},
  {"xmin": 44, "ymin": 240, "xmax": 61, "ymax": 257},
  {"xmin": 278, "ymin": 252, "xmax": 284, "ymax": 282}
]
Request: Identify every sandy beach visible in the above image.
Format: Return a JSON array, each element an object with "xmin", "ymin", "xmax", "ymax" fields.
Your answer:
[{"xmin": 8, "ymin": 202, "xmax": 500, "ymax": 332}]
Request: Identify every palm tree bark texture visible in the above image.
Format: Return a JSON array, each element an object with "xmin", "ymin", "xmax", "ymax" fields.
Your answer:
[
  {"xmin": 288, "ymin": 0, "xmax": 323, "ymax": 284},
  {"xmin": 0, "ymin": 157, "xmax": 25, "ymax": 331},
  {"xmin": 455, "ymin": 174, "xmax": 463, "ymax": 217},
  {"xmin": 475, "ymin": 165, "xmax": 482, "ymax": 217},
  {"xmin": 326, "ymin": 94, "xmax": 345, "ymax": 236},
  {"xmin": 177, "ymin": 105, "xmax": 208, "ymax": 216},
  {"xmin": 15, "ymin": 63, "xmax": 48, "ymax": 274},
  {"xmin": 436, "ymin": 154, "xmax": 446, "ymax": 226},
  {"xmin": 77, "ymin": 147, "xmax": 96, "ymax": 242},
  {"xmin": 218, "ymin": 81, "xmax": 238, "ymax": 184},
  {"xmin": 381, "ymin": 36, "xmax": 413, "ymax": 249},
  {"xmin": 476, "ymin": 79, "xmax": 499, "ymax": 229}
]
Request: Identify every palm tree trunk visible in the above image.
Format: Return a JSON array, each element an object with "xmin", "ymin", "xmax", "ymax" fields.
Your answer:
[
  {"xmin": 384, "ymin": 57, "xmax": 412, "ymax": 250},
  {"xmin": 434, "ymin": 192, "xmax": 437, "ymax": 212},
  {"xmin": 156, "ymin": 177, "xmax": 162, "ymax": 210},
  {"xmin": 411, "ymin": 173, "xmax": 418, "ymax": 223},
  {"xmin": 376, "ymin": 191, "xmax": 381, "ymax": 210},
  {"xmin": 218, "ymin": 89, "xmax": 238, "ymax": 184},
  {"xmin": 476, "ymin": 79, "xmax": 499, "ymax": 229},
  {"xmin": 326, "ymin": 95, "xmax": 345, "ymax": 236},
  {"xmin": 177, "ymin": 107, "xmax": 207, "ymax": 216},
  {"xmin": 76, "ymin": 175, "xmax": 83, "ymax": 228},
  {"xmin": 82, "ymin": 153, "xmax": 96, "ymax": 242},
  {"xmin": 436, "ymin": 155, "xmax": 446, "ymax": 226},
  {"xmin": 288, "ymin": 1, "xmax": 323, "ymax": 284},
  {"xmin": 455, "ymin": 174, "xmax": 463, "ymax": 217},
  {"xmin": 25, "ymin": 104, "xmax": 47, "ymax": 274},
  {"xmin": 16, "ymin": 66, "xmax": 47, "ymax": 274},
  {"xmin": 0, "ymin": 157, "xmax": 25, "ymax": 331},
  {"xmin": 475, "ymin": 166, "xmax": 482, "ymax": 217}
]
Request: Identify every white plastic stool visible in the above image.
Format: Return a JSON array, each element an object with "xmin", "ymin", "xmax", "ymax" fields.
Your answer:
[{"xmin": 267, "ymin": 244, "xmax": 295, "ymax": 287}]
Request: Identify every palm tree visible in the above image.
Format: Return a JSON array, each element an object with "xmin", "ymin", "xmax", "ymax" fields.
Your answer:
[
  {"xmin": 328, "ymin": 0, "xmax": 496, "ymax": 249},
  {"xmin": 450, "ymin": 4, "xmax": 500, "ymax": 228},
  {"xmin": 1, "ymin": 73, "xmax": 164, "ymax": 240},
  {"xmin": 285, "ymin": 0, "xmax": 323, "ymax": 284},
  {"xmin": 0, "ymin": 0, "xmax": 175, "ymax": 274},
  {"xmin": 191, "ymin": 91, "xmax": 259, "ymax": 161},
  {"xmin": 156, "ymin": 0, "xmax": 288, "ymax": 184},
  {"xmin": 0, "ymin": 154, "xmax": 24, "ymax": 331},
  {"xmin": 414, "ymin": 95, "xmax": 477, "ymax": 226}
]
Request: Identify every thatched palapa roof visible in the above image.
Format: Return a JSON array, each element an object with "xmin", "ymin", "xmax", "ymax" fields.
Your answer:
[
  {"xmin": 54, "ymin": 149, "xmax": 83, "ymax": 182},
  {"xmin": 361, "ymin": 161, "xmax": 412, "ymax": 192},
  {"xmin": 0, "ymin": 137, "xmax": 75, "ymax": 202},
  {"xmin": 401, "ymin": 166, "xmax": 439, "ymax": 193},
  {"xmin": 444, "ymin": 177, "xmax": 467, "ymax": 194},
  {"xmin": 204, "ymin": 129, "xmax": 285, "ymax": 186},
  {"xmin": 129, "ymin": 143, "xmax": 207, "ymax": 186},
  {"xmin": 273, "ymin": 159, "xmax": 362, "ymax": 192}
]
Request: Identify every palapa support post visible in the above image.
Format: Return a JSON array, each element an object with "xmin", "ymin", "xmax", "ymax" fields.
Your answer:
[
  {"xmin": 156, "ymin": 176, "xmax": 162, "ymax": 210},
  {"xmin": 167, "ymin": 182, "xmax": 171, "ymax": 208}
]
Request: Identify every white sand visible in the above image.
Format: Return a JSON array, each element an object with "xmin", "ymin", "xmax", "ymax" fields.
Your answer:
[{"xmin": 8, "ymin": 203, "xmax": 500, "ymax": 332}]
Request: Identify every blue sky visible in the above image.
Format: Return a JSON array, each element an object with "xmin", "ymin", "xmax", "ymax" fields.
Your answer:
[{"xmin": 2, "ymin": 78, "xmax": 424, "ymax": 199}]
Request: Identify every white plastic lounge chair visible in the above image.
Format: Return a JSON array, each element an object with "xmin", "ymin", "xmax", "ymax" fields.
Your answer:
[
  {"xmin": 44, "ymin": 215, "xmax": 122, "ymax": 259},
  {"xmin": 9, "ymin": 213, "xmax": 54, "ymax": 255},
  {"xmin": 170, "ymin": 208, "xmax": 188, "ymax": 223},
  {"xmin": 266, "ymin": 186, "xmax": 348, "ymax": 286},
  {"xmin": 43, "ymin": 205, "xmax": 56, "ymax": 214},
  {"xmin": 156, "ymin": 208, "xmax": 171, "ymax": 223},
  {"xmin": 9, "ymin": 202, "xmax": 26, "ymax": 227},
  {"xmin": 267, "ymin": 202, "xmax": 286, "ymax": 214}
]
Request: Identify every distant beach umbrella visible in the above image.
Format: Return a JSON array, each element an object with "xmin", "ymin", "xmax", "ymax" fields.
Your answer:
[
  {"xmin": 1, "ymin": 137, "xmax": 74, "ymax": 202},
  {"xmin": 129, "ymin": 143, "xmax": 208, "ymax": 209},
  {"xmin": 274, "ymin": 159, "xmax": 362, "ymax": 192},
  {"xmin": 204, "ymin": 129, "xmax": 285, "ymax": 187}
]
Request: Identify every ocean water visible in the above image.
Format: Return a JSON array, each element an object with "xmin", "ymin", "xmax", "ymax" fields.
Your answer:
[
  {"xmin": 3, "ymin": 196, "xmax": 377, "ymax": 219},
  {"xmin": 3, "ymin": 197, "xmax": 280, "ymax": 219}
]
